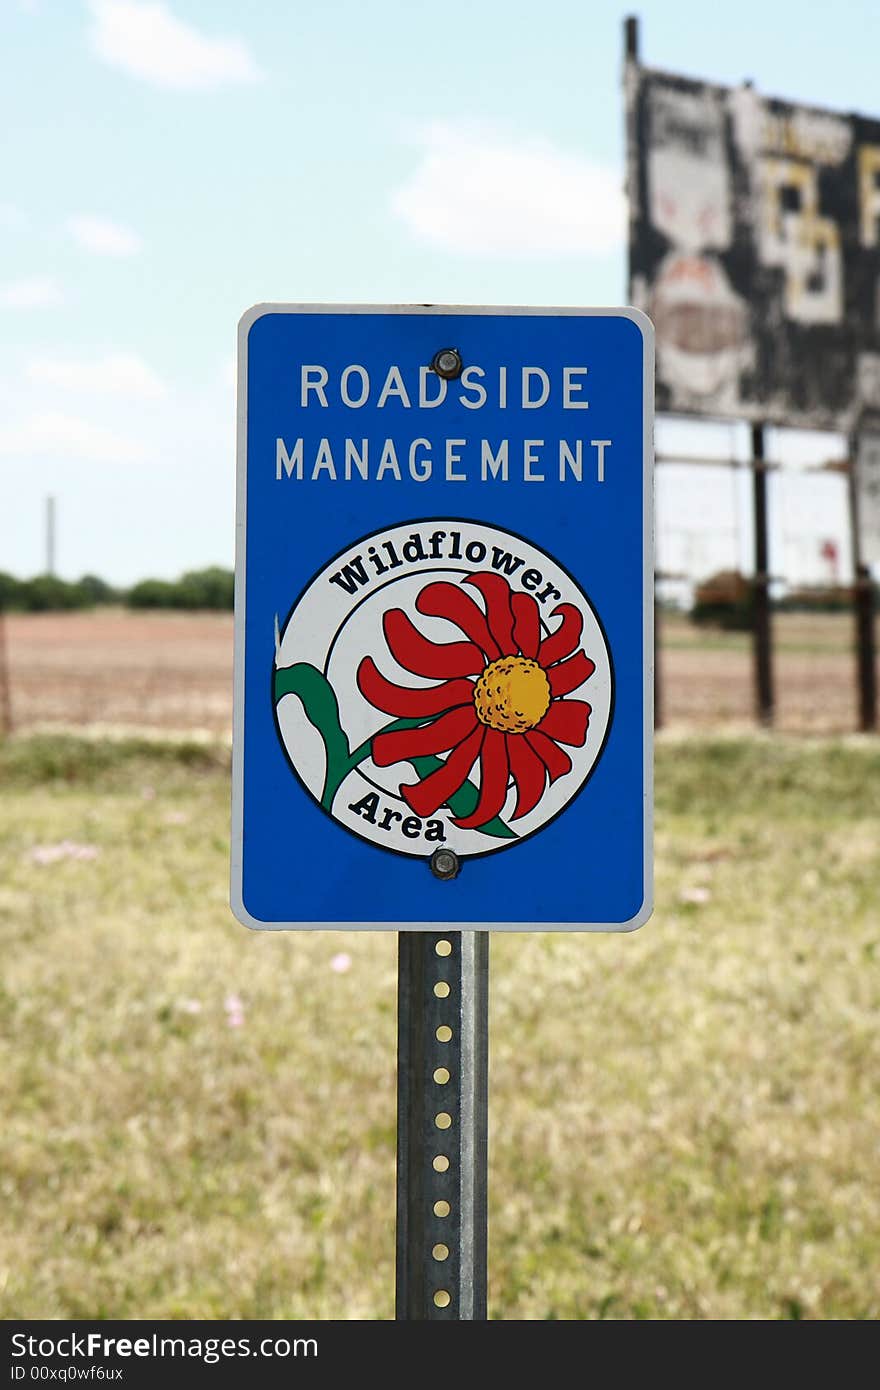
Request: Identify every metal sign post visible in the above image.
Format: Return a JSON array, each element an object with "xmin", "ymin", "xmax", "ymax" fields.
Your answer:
[
  {"xmin": 232, "ymin": 303, "xmax": 653, "ymax": 1319},
  {"xmin": 396, "ymin": 930, "xmax": 488, "ymax": 1320}
]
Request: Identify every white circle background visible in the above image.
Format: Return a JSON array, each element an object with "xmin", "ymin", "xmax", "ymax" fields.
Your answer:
[{"xmin": 275, "ymin": 520, "xmax": 612, "ymax": 858}]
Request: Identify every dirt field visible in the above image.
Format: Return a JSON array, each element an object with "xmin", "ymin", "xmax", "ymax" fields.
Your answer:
[
  {"xmin": 1, "ymin": 609, "xmax": 233, "ymax": 736},
  {"xmin": 658, "ymin": 610, "xmax": 879, "ymax": 732},
  {"xmin": 1, "ymin": 607, "xmax": 877, "ymax": 736}
]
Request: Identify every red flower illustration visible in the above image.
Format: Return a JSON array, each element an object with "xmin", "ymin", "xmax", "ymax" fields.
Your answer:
[{"xmin": 356, "ymin": 573, "xmax": 595, "ymax": 829}]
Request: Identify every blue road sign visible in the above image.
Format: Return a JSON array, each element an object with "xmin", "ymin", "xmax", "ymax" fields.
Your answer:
[{"xmin": 232, "ymin": 305, "xmax": 653, "ymax": 930}]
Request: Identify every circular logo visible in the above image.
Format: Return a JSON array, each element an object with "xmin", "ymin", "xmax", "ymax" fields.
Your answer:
[{"xmin": 273, "ymin": 519, "xmax": 613, "ymax": 859}]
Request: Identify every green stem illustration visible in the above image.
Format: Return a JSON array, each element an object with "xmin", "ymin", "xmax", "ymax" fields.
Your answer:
[{"xmin": 274, "ymin": 663, "xmax": 516, "ymax": 839}]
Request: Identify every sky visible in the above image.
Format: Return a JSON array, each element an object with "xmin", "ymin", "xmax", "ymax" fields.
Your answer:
[{"xmin": 2, "ymin": 0, "xmax": 878, "ymax": 588}]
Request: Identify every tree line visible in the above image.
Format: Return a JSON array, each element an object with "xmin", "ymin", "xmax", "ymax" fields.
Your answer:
[{"xmin": 0, "ymin": 567, "xmax": 235, "ymax": 612}]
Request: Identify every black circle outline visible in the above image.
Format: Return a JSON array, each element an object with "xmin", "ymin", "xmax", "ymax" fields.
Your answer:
[{"xmin": 270, "ymin": 516, "xmax": 617, "ymax": 863}]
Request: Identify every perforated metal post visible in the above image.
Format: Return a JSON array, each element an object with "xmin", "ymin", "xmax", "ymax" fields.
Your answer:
[{"xmin": 396, "ymin": 930, "xmax": 489, "ymax": 1320}]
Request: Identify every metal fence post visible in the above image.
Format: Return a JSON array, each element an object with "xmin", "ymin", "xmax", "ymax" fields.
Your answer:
[{"xmin": 396, "ymin": 930, "xmax": 489, "ymax": 1320}]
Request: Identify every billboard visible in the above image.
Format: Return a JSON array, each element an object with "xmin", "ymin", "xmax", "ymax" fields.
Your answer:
[{"xmin": 626, "ymin": 61, "xmax": 880, "ymax": 429}]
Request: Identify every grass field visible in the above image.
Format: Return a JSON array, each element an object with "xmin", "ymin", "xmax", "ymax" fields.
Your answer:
[{"xmin": 1, "ymin": 732, "xmax": 878, "ymax": 1320}]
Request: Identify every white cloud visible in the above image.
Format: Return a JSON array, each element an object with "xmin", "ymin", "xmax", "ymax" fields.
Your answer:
[
  {"xmin": 392, "ymin": 122, "xmax": 625, "ymax": 257},
  {"xmin": 26, "ymin": 353, "xmax": 167, "ymax": 400},
  {"xmin": 0, "ymin": 275, "xmax": 64, "ymax": 308},
  {"xmin": 67, "ymin": 214, "xmax": 142, "ymax": 257},
  {"xmin": 0, "ymin": 412, "xmax": 147, "ymax": 465},
  {"xmin": 87, "ymin": 0, "xmax": 263, "ymax": 90}
]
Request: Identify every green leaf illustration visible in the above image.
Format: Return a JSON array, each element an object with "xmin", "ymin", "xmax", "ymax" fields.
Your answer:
[
  {"xmin": 274, "ymin": 664, "xmax": 352, "ymax": 808},
  {"xmin": 274, "ymin": 663, "xmax": 515, "ymax": 837}
]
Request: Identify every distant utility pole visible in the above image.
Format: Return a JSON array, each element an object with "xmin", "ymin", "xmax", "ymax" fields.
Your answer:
[
  {"xmin": 46, "ymin": 495, "xmax": 56, "ymax": 577},
  {"xmin": 0, "ymin": 606, "xmax": 11, "ymax": 738},
  {"xmin": 624, "ymin": 13, "xmax": 639, "ymax": 61}
]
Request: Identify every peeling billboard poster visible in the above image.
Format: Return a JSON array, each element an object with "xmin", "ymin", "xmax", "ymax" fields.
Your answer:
[{"xmin": 626, "ymin": 63, "xmax": 880, "ymax": 429}]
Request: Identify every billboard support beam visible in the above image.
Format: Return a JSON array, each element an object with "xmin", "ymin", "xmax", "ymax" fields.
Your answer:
[
  {"xmin": 849, "ymin": 432, "xmax": 878, "ymax": 731},
  {"xmin": 752, "ymin": 423, "xmax": 774, "ymax": 725},
  {"xmin": 854, "ymin": 565, "xmax": 877, "ymax": 731},
  {"xmin": 396, "ymin": 930, "xmax": 488, "ymax": 1321}
]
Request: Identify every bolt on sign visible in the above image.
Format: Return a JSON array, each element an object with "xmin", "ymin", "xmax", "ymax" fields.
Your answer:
[
  {"xmin": 626, "ymin": 60, "xmax": 880, "ymax": 429},
  {"xmin": 231, "ymin": 306, "xmax": 653, "ymax": 931}
]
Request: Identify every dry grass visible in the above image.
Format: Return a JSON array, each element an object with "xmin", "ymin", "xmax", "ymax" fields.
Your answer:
[{"xmin": 1, "ymin": 733, "xmax": 878, "ymax": 1320}]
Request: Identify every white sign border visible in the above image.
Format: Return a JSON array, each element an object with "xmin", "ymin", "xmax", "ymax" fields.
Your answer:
[{"xmin": 231, "ymin": 303, "xmax": 655, "ymax": 932}]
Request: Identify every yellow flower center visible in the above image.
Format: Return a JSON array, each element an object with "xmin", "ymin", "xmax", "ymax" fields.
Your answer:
[{"xmin": 473, "ymin": 656, "xmax": 550, "ymax": 734}]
